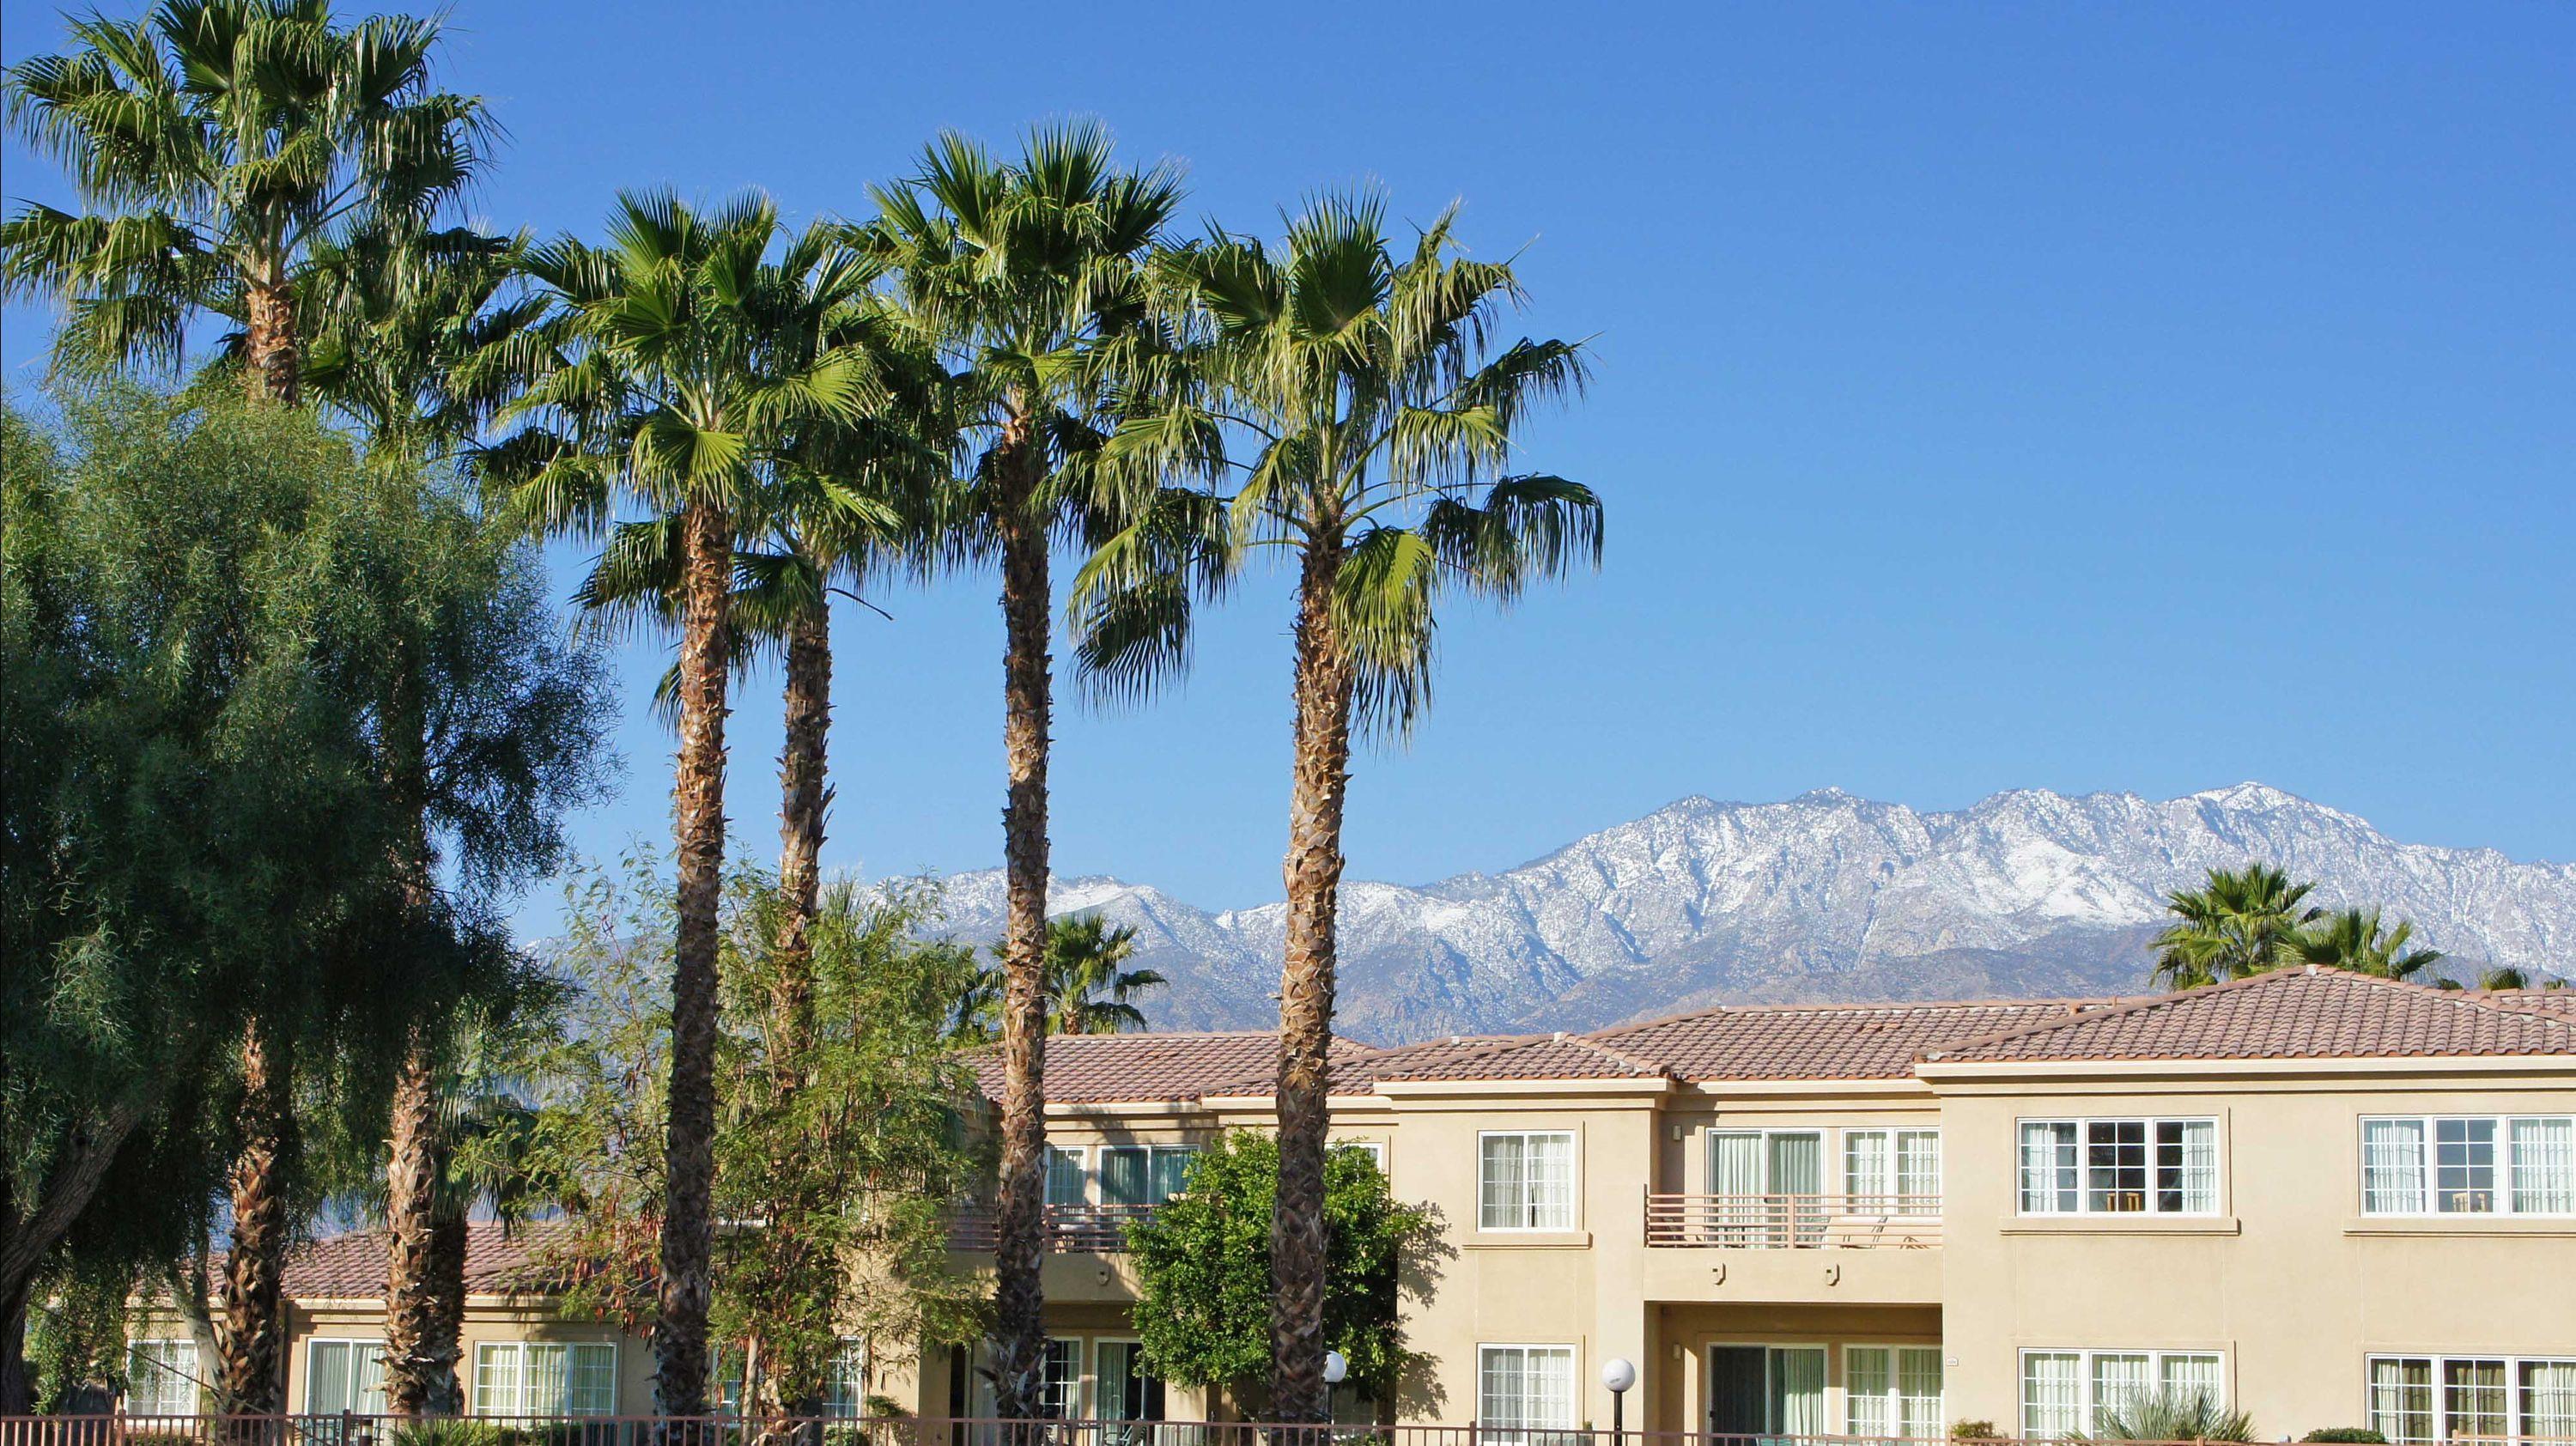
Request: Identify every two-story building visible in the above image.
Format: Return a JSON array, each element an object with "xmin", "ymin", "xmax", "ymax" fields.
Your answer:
[{"xmin": 122, "ymin": 968, "xmax": 2576, "ymax": 1441}]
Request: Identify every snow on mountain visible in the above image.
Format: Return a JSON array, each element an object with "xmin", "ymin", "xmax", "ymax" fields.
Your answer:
[{"xmin": 916, "ymin": 784, "xmax": 2576, "ymax": 1044}]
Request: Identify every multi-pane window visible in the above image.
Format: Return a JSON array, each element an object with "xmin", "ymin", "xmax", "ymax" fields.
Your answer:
[
  {"xmin": 305, "ymin": 1340, "xmax": 389, "ymax": 1414},
  {"xmin": 2369, "ymin": 1356, "xmax": 2576, "ymax": 1445},
  {"xmin": 1334, "ymin": 1139, "xmax": 1388, "ymax": 1169},
  {"xmin": 1479, "ymin": 1132, "xmax": 1576, "ymax": 1230},
  {"xmin": 2360, "ymin": 1117, "xmax": 2576, "ymax": 1216},
  {"xmin": 1844, "ymin": 1131, "xmax": 1942, "ymax": 1213},
  {"xmin": 2018, "ymin": 1350, "xmax": 2226, "ymax": 1437},
  {"xmin": 2017, "ymin": 1119, "xmax": 2219, "ymax": 1215},
  {"xmin": 471, "ymin": 1341, "xmax": 617, "ymax": 1416},
  {"xmin": 1710, "ymin": 1130, "xmax": 1825, "ymax": 1243},
  {"xmin": 1046, "ymin": 1147, "xmax": 1089, "ymax": 1206},
  {"xmin": 1099, "ymin": 1145, "xmax": 1201, "ymax": 1207},
  {"xmin": 1846, "ymin": 1347, "xmax": 1943, "ymax": 1438},
  {"xmin": 1042, "ymin": 1338, "xmax": 1081, "ymax": 1419},
  {"xmin": 1478, "ymin": 1345, "xmax": 1576, "ymax": 1438},
  {"xmin": 126, "ymin": 1340, "xmax": 202, "ymax": 1416},
  {"xmin": 824, "ymin": 1342, "xmax": 868, "ymax": 1418},
  {"xmin": 1095, "ymin": 1340, "xmax": 1168, "ymax": 1428}
]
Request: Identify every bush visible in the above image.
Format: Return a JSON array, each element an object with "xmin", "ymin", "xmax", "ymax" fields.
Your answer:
[
  {"xmin": 2302, "ymin": 1432, "xmax": 2387, "ymax": 1443},
  {"xmin": 1953, "ymin": 1423, "xmax": 2001, "ymax": 1441},
  {"xmin": 2093, "ymin": 1388, "xmax": 2256, "ymax": 1443}
]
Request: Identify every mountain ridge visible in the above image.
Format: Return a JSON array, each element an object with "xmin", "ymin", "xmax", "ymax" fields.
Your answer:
[{"xmin": 921, "ymin": 783, "xmax": 2575, "ymax": 1044}]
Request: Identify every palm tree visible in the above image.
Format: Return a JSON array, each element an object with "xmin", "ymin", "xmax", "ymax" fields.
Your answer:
[
  {"xmin": 0, "ymin": 0, "xmax": 489, "ymax": 404},
  {"xmin": 1073, "ymin": 191, "xmax": 1600, "ymax": 1420},
  {"xmin": 2287, "ymin": 907, "xmax": 2444, "ymax": 981},
  {"xmin": 955, "ymin": 914, "xmax": 1170, "ymax": 1042},
  {"xmin": 300, "ymin": 226, "xmax": 543, "ymax": 471},
  {"xmin": 863, "ymin": 122, "xmax": 1180, "ymax": 1421},
  {"xmin": 481, "ymin": 191, "xmax": 890, "ymax": 1416},
  {"xmin": 2148, "ymin": 864, "xmax": 2323, "ymax": 989}
]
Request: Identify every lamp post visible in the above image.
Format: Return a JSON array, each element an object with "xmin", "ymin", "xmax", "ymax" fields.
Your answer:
[
  {"xmin": 1324, "ymin": 1351, "xmax": 1349, "ymax": 1429},
  {"xmin": 1601, "ymin": 1358, "xmax": 1637, "ymax": 1446}
]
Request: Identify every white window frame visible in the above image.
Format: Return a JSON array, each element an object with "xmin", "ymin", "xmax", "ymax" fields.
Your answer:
[
  {"xmin": 1041, "ymin": 1335, "xmax": 1084, "ymax": 1420},
  {"xmin": 2366, "ymin": 1353, "xmax": 2576, "ymax": 1445},
  {"xmin": 1842, "ymin": 1128, "xmax": 1944, "ymax": 1212},
  {"xmin": 1478, "ymin": 1342, "xmax": 1578, "ymax": 1435},
  {"xmin": 1705, "ymin": 1127, "xmax": 1827, "ymax": 1194},
  {"xmin": 2016, "ymin": 1116, "xmax": 2221, "ymax": 1217},
  {"xmin": 1097, "ymin": 1143, "xmax": 1203, "ymax": 1206},
  {"xmin": 2357, "ymin": 1115, "xmax": 2576, "ymax": 1218},
  {"xmin": 302, "ymin": 1337, "xmax": 389, "ymax": 1414},
  {"xmin": 1706, "ymin": 1341, "xmax": 1830, "ymax": 1435},
  {"xmin": 1045, "ymin": 1145, "xmax": 1091, "ymax": 1207},
  {"xmin": 1479, "ymin": 1130, "xmax": 1578, "ymax": 1231},
  {"xmin": 2017, "ymin": 1348, "xmax": 2228, "ymax": 1437},
  {"xmin": 823, "ymin": 1339, "xmax": 868, "ymax": 1419},
  {"xmin": 1844, "ymin": 1343, "xmax": 1944, "ymax": 1437},
  {"xmin": 470, "ymin": 1340, "xmax": 619, "ymax": 1418},
  {"xmin": 1334, "ymin": 1139, "xmax": 1388, "ymax": 1169},
  {"xmin": 125, "ymin": 1339, "xmax": 202, "ymax": 1416}
]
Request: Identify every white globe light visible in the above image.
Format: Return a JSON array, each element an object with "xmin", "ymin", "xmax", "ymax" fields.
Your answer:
[
  {"xmin": 1601, "ymin": 1358, "xmax": 1637, "ymax": 1394},
  {"xmin": 1323, "ymin": 1351, "xmax": 1350, "ymax": 1385}
]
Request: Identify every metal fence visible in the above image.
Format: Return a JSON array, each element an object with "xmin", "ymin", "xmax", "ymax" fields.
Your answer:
[
  {"xmin": 945, "ymin": 1206, "xmax": 1158, "ymax": 1254},
  {"xmin": 1641, "ymin": 1194, "xmax": 1943, "ymax": 1249}
]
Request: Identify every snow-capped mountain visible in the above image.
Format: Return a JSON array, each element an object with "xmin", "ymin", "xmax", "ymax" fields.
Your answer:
[{"xmin": 925, "ymin": 784, "xmax": 2576, "ymax": 1044}]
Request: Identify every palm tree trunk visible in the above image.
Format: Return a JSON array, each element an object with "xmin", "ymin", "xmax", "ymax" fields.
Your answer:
[
  {"xmin": 657, "ymin": 496, "xmax": 737, "ymax": 1418},
  {"xmin": 772, "ymin": 592, "xmax": 830, "ymax": 1078},
  {"xmin": 1270, "ymin": 542, "xmax": 1355, "ymax": 1425},
  {"xmin": 383, "ymin": 1024, "xmax": 458, "ymax": 1415},
  {"xmin": 990, "ymin": 417, "xmax": 1054, "ymax": 1424},
  {"xmin": 244, "ymin": 279, "xmax": 301, "ymax": 407},
  {"xmin": 217, "ymin": 1017, "xmax": 294, "ymax": 1417}
]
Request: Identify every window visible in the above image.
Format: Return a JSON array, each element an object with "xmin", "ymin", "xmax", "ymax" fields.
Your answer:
[
  {"xmin": 1479, "ymin": 1132, "xmax": 1576, "ymax": 1230},
  {"xmin": 823, "ymin": 1341, "xmax": 868, "ymax": 1419},
  {"xmin": 2019, "ymin": 1350, "xmax": 2226, "ymax": 1437},
  {"xmin": 1046, "ymin": 1147, "xmax": 1089, "ymax": 1207},
  {"xmin": 2360, "ymin": 1117, "xmax": 2576, "ymax": 1217},
  {"xmin": 1844, "ymin": 1131, "xmax": 1941, "ymax": 1212},
  {"xmin": 1478, "ymin": 1345, "xmax": 1576, "ymax": 1440},
  {"xmin": 471, "ymin": 1341, "xmax": 617, "ymax": 1417},
  {"xmin": 306, "ymin": 1340, "xmax": 389, "ymax": 1414},
  {"xmin": 1334, "ymin": 1140, "xmax": 1388, "ymax": 1169},
  {"xmin": 1042, "ymin": 1338, "xmax": 1081, "ymax": 1419},
  {"xmin": 2369, "ymin": 1356, "xmax": 2576, "ymax": 1444},
  {"xmin": 1099, "ymin": 1145, "xmax": 1201, "ymax": 1207},
  {"xmin": 1095, "ymin": 1340, "xmax": 1167, "ymax": 1429},
  {"xmin": 1847, "ymin": 1347, "xmax": 1942, "ymax": 1438},
  {"xmin": 1709, "ymin": 1129, "xmax": 1825, "ymax": 1243},
  {"xmin": 126, "ymin": 1340, "xmax": 201, "ymax": 1416},
  {"xmin": 2017, "ymin": 1119, "xmax": 2219, "ymax": 1215}
]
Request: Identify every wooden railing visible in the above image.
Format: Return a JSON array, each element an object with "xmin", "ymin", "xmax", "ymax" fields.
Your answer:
[
  {"xmin": 945, "ymin": 1204, "xmax": 1158, "ymax": 1254},
  {"xmin": 1643, "ymin": 1191, "xmax": 1941, "ymax": 1248}
]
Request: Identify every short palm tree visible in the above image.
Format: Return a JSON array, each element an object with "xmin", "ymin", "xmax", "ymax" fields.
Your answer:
[
  {"xmin": 955, "ymin": 914, "xmax": 1169, "ymax": 1042},
  {"xmin": 863, "ymin": 121, "xmax": 1180, "ymax": 1420},
  {"xmin": 2287, "ymin": 907, "xmax": 2444, "ymax": 981},
  {"xmin": 2149, "ymin": 864, "xmax": 2323, "ymax": 989},
  {"xmin": 0, "ymin": 0, "xmax": 489, "ymax": 404},
  {"xmin": 1074, "ymin": 191, "xmax": 1600, "ymax": 1419},
  {"xmin": 480, "ymin": 191, "xmax": 890, "ymax": 1416}
]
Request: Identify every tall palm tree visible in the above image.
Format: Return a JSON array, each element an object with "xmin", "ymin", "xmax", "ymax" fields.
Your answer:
[
  {"xmin": 480, "ymin": 191, "xmax": 890, "ymax": 1416},
  {"xmin": 2287, "ymin": 907, "xmax": 2444, "ymax": 981},
  {"xmin": 862, "ymin": 122, "xmax": 1180, "ymax": 1421},
  {"xmin": 0, "ymin": 0, "xmax": 489, "ymax": 404},
  {"xmin": 1074, "ymin": 191, "xmax": 1600, "ymax": 1419},
  {"xmin": 2149, "ymin": 864, "xmax": 2324, "ymax": 989}
]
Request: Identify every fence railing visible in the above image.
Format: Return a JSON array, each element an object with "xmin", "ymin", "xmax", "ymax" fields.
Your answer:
[
  {"xmin": 1642, "ymin": 1192, "xmax": 1942, "ymax": 1249},
  {"xmin": 945, "ymin": 1205, "xmax": 1158, "ymax": 1254},
  {"xmin": 4, "ymin": 1422, "xmax": 2409, "ymax": 1446}
]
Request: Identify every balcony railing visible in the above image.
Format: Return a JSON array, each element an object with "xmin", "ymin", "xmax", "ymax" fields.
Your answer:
[
  {"xmin": 947, "ymin": 1204, "xmax": 1157, "ymax": 1254},
  {"xmin": 1643, "ymin": 1192, "xmax": 1941, "ymax": 1249}
]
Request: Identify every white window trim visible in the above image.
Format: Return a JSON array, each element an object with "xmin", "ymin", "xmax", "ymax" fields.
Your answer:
[
  {"xmin": 125, "ymin": 1339, "xmax": 203, "ymax": 1416},
  {"xmin": 2365, "ymin": 1352, "xmax": 2576, "ymax": 1445},
  {"xmin": 1478, "ymin": 1342, "xmax": 1581, "ymax": 1431},
  {"xmin": 1479, "ymin": 1130, "xmax": 1579, "ymax": 1232},
  {"xmin": 1844, "ymin": 1342, "xmax": 1946, "ymax": 1437},
  {"xmin": 2357, "ymin": 1115, "xmax": 2576, "ymax": 1218},
  {"xmin": 302, "ymin": 1337, "xmax": 388, "ymax": 1413},
  {"xmin": 1839, "ymin": 1128, "xmax": 1944, "ymax": 1202},
  {"xmin": 1096, "ymin": 1143, "xmax": 1203, "ymax": 1206},
  {"xmin": 470, "ymin": 1340, "xmax": 620, "ymax": 1418},
  {"xmin": 1334, "ymin": 1139, "xmax": 1388, "ymax": 1167},
  {"xmin": 2015, "ymin": 1116, "xmax": 2224, "ymax": 1217},
  {"xmin": 2017, "ymin": 1348, "xmax": 2230, "ymax": 1438},
  {"xmin": 1046, "ymin": 1145, "xmax": 1091, "ymax": 1206},
  {"xmin": 823, "ymin": 1338, "xmax": 869, "ymax": 1419},
  {"xmin": 1705, "ymin": 1127, "xmax": 1827, "ymax": 1193},
  {"xmin": 1042, "ymin": 1334, "xmax": 1085, "ymax": 1420}
]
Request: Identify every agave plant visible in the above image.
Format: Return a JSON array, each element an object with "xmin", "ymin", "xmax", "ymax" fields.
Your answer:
[{"xmin": 2087, "ymin": 1387, "xmax": 2256, "ymax": 1443}]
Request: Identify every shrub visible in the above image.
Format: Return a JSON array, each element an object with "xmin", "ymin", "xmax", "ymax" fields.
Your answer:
[
  {"xmin": 1953, "ymin": 1423, "xmax": 2002, "ymax": 1441},
  {"xmin": 2093, "ymin": 1388, "xmax": 2256, "ymax": 1443},
  {"xmin": 2302, "ymin": 1432, "xmax": 2388, "ymax": 1443}
]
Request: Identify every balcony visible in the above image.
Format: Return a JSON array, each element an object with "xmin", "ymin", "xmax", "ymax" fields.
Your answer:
[
  {"xmin": 1644, "ymin": 1192, "xmax": 1942, "ymax": 1249},
  {"xmin": 948, "ymin": 1203, "xmax": 1156, "ymax": 1254}
]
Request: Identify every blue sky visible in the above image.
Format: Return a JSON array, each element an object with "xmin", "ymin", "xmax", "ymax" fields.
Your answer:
[{"xmin": 6, "ymin": 2, "xmax": 2571, "ymax": 933}]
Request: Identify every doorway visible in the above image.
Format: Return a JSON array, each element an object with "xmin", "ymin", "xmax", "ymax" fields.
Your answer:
[{"xmin": 1707, "ymin": 1346, "xmax": 1827, "ymax": 1437}]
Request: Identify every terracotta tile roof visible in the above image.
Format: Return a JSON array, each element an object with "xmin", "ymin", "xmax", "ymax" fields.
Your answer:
[
  {"xmin": 206, "ymin": 1221, "xmax": 572, "ymax": 1302},
  {"xmin": 1922, "ymin": 966, "xmax": 2576, "ymax": 1064},
  {"xmin": 967, "ymin": 1031, "xmax": 1384, "ymax": 1105},
  {"xmin": 1368, "ymin": 1033, "xmax": 1670, "ymax": 1083},
  {"xmin": 1588, "ymin": 999, "xmax": 2105, "ymax": 1081},
  {"xmin": 2478, "ymin": 988, "xmax": 2576, "ymax": 1017}
]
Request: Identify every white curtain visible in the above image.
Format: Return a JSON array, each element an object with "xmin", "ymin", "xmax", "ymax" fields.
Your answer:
[
  {"xmin": 2020, "ymin": 1353, "xmax": 2082, "ymax": 1438},
  {"xmin": 2512, "ymin": 1117, "xmax": 2575, "ymax": 1214},
  {"xmin": 2522, "ymin": 1361, "xmax": 2576, "ymax": 1442},
  {"xmin": 2020, "ymin": 1123, "xmax": 2076, "ymax": 1212},
  {"xmin": 2370, "ymin": 1358, "xmax": 2433, "ymax": 1444},
  {"xmin": 2362, "ymin": 1120, "xmax": 2427, "ymax": 1214},
  {"xmin": 1898, "ymin": 1132, "xmax": 1943, "ymax": 1213},
  {"xmin": 1710, "ymin": 1133, "xmax": 1764, "ymax": 1241},
  {"xmin": 1845, "ymin": 1132, "xmax": 1893, "ymax": 1200},
  {"xmin": 1767, "ymin": 1349, "xmax": 1825, "ymax": 1436},
  {"xmin": 1846, "ymin": 1348, "xmax": 1893, "ymax": 1437},
  {"xmin": 1897, "ymin": 1349, "xmax": 1945, "ymax": 1437}
]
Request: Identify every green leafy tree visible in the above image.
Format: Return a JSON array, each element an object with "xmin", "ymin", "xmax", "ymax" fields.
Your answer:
[
  {"xmin": 1074, "ymin": 191, "xmax": 1599, "ymax": 1418},
  {"xmin": 2148, "ymin": 864, "xmax": 2323, "ymax": 989},
  {"xmin": 954, "ymin": 914, "xmax": 1169, "ymax": 1042},
  {"xmin": 863, "ymin": 121, "xmax": 1182, "ymax": 1419},
  {"xmin": 0, "ymin": 0, "xmax": 490, "ymax": 404},
  {"xmin": 1126, "ymin": 1132, "xmax": 1439, "ymax": 1416},
  {"xmin": 2287, "ymin": 908, "xmax": 2444, "ymax": 981},
  {"xmin": 483, "ymin": 191, "xmax": 894, "ymax": 1414}
]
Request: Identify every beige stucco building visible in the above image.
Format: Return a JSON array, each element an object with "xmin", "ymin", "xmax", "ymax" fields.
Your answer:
[{"xmin": 125, "ymin": 968, "xmax": 2576, "ymax": 1442}]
